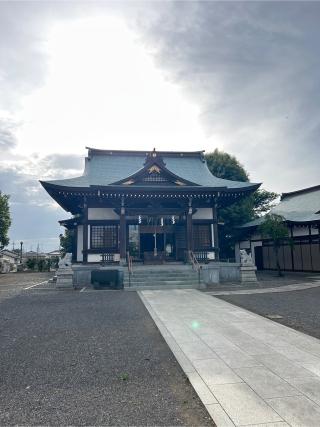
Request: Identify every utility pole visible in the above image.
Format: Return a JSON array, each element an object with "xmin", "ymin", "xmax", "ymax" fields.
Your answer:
[{"xmin": 20, "ymin": 241, "xmax": 23, "ymax": 264}]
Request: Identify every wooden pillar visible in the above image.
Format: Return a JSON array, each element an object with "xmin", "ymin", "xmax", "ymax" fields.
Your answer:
[
  {"xmin": 83, "ymin": 197, "xmax": 88, "ymax": 263},
  {"xmin": 119, "ymin": 196, "xmax": 126, "ymax": 264},
  {"xmin": 186, "ymin": 197, "xmax": 193, "ymax": 258},
  {"xmin": 72, "ymin": 224, "xmax": 78, "ymax": 263},
  {"xmin": 212, "ymin": 201, "xmax": 219, "ymax": 261}
]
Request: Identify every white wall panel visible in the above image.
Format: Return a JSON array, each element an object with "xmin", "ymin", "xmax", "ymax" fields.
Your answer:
[
  {"xmin": 77, "ymin": 225, "xmax": 83, "ymax": 262},
  {"xmin": 192, "ymin": 208, "xmax": 212, "ymax": 220},
  {"xmin": 88, "ymin": 208, "xmax": 119, "ymax": 220}
]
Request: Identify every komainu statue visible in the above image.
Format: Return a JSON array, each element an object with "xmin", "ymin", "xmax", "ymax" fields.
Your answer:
[
  {"xmin": 58, "ymin": 253, "xmax": 72, "ymax": 269},
  {"xmin": 239, "ymin": 249, "xmax": 254, "ymax": 266}
]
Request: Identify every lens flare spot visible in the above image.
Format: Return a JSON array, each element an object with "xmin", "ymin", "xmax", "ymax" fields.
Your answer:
[{"xmin": 191, "ymin": 321, "xmax": 200, "ymax": 330}]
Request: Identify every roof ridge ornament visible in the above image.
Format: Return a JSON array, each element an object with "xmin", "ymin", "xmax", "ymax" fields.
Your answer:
[{"xmin": 144, "ymin": 148, "xmax": 166, "ymax": 168}]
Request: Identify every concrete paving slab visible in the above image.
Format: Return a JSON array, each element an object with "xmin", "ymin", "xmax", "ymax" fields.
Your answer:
[
  {"xmin": 254, "ymin": 353, "xmax": 316, "ymax": 380},
  {"xmin": 205, "ymin": 403, "xmax": 235, "ymax": 427},
  {"xmin": 244, "ymin": 423, "xmax": 289, "ymax": 427},
  {"xmin": 140, "ymin": 289, "xmax": 320, "ymax": 426},
  {"xmin": 211, "ymin": 346, "xmax": 262, "ymax": 369},
  {"xmin": 286, "ymin": 376, "xmax": 320, "ymax": 406},
  {"xmin": 193, "ymin": 358, "xmax": 243, "ymax": 386},
  {"xmin": 179, "ymin": 341, "xmax": 217, "ymax": 361},
  {"xmin": 267, "ymin": 395, "xmax": 320, "ymax": 426},
  {"xmin": 187, "ymin": 372, "xmax": 218, "ymax": 405},
  {"xmin": 209, "ymin": 382, "xmax": 283, "ymax": 425},
  {"xmin": 233, "ymin": 366, "xmax": 301, "ymax": 399}
]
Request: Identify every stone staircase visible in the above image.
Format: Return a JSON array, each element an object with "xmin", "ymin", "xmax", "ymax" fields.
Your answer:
[{"xmin": 123, "ymin": 264, "xmax": 204, "ymax": 290}]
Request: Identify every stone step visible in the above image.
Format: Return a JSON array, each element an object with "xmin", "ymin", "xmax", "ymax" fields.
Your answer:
[
  {"xmin": 126, "ymin": 274, "xmax": 199, "ymax": 281},
  {"xmin": 124, "ymin": 284, "xmax": 198, "ymax": 291},
  {"xmin": 126, "ymin": 271, "xmax": 198, "ymax": 277},
  {"xmin": 127, "ymin": 272, "xmax": 199, "ymax": 278},
  {"xmin": 123, "ymin": 279, "xmax": 198, "ymax": 285},
  {"xmin": 123, "ymin": 280, "xmax": 201, "ymax": 286}
]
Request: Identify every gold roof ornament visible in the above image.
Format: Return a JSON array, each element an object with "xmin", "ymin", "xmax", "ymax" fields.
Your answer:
[{"xmin": 148, "ymin": 165, "xmax": 161, "ymax": 174}]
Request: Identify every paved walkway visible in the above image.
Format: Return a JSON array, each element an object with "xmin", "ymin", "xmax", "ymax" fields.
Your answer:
[{"xmin": 140, "ymin": 289, "xmax": 320, "ymax": 427}]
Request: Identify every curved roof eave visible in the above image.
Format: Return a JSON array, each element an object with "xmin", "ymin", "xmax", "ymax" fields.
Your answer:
[{"xmin": 40, "ymin": 180, "xmax": 260, "ymax": 193}]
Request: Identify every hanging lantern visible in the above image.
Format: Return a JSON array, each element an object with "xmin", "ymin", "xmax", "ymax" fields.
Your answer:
[
  {"xmin": 138, "ymin": 215, "xmax": 142, "ymax": 224},
  {"xmin": 171, "ymin": 215, "xmax": 175, "ymax": 224},
  {"xmin": 160, "ymin": 217, "xmax": 164, "ymax": 227}
]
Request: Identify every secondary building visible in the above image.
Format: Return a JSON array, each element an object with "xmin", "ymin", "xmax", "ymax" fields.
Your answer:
[
  {"xmin": 236, "ymin": 185, "xmax": 320, "ymax": 272},
  {"xmin": 40, "ymin": 148, "xmax": 259, "ymax": 266}
]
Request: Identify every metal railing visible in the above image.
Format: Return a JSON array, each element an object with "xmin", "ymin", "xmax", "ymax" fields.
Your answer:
[
  {"xmin": 189, "ymin": 250, "xmax": 202, "ymax": 284},
  {"xmin": 127, "ymin": 252, "xmax": 133, "ymax": 287}
]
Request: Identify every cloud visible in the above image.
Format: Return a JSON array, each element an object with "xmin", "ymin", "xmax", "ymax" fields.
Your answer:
[
  {"xmin": 130, "ymin": 1, "xmax": 320, "ymax": 191},
  {"xmin": 0, "ymin": 165, "xmax": 64, "ymax": 251},
  {"xmin": 0, "ymin": 1, "xmax": 320, "ymax": 250},
  {"xmin": 0, "ymin": 118, "xmax": 18, "ymax": 150},
  {"xmin": 0, "ymin": 153, "xmax": 83, "ymax": 250}
]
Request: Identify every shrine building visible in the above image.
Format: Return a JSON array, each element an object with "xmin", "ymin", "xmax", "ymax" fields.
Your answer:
[{"xmin": 40, "ymin": 148, "xmax": 260, "ymax": 267}]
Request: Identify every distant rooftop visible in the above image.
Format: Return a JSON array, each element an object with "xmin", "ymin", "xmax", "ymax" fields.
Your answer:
[{"xmin": 242, "ymin": 184, "xmax": 320, "ymax": 227}]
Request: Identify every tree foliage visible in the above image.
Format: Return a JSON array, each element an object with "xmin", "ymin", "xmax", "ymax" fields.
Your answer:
[
  {"xmin": 258, "ymin": 214, "xmax": 289, "ymax": 276},
  {"xmin": 59, "ymin": 229, "xmax": 74, "ymax": 256},
  {"xmin": 205, "ymin": 149, "xmax": 278, "ymax": 259},
  {"xmin": 206, "ymin": 150, "xmax": 249, "ymax": 182},
  {"xmin": 0, "ymin": 191, "xmax": 11, "ymax": 249}
]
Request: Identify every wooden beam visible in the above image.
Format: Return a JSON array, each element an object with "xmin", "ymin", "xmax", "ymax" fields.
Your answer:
[
  {"xmin": 83, "ymin": 197, "xmax": 88, "ymax": 263},
  {"xmin": 212, "ymin": 202, "xmax": 219, "ymax": 261},
  {"xmin": 186, "ymin": 198, "xmax": 193, "ymax": 254},
  {"xmin": 119, "ymin": 196, "xmax": 126, "ymax": 264}
]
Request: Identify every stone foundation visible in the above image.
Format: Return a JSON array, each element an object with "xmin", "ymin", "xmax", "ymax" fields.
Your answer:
[
  {"xmin": 56, "ymin": 268, "xmax": 74, "ymax": 289},
  {"xmin": 240, "ymin": 265, "xmax": 258, "ymax": 283}
]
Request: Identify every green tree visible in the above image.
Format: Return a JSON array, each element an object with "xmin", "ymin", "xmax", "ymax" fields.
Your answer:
[
  {"xmin": 37, "ymin": 258, "xmax": 46, "ymax": 272},
  {"xmin": 59, "ymin": 229, "xmax": 74, "ymax": 256},
  {"xmin": 258, "ymin": 214, "xmax": 289, "ymax": 276},
  {"xmin": 0, "ymin": 191, "xmax": 11, "ymax": 249},
  {"xmin": 26, "ymin": 258, "xmax": 37, "ymax": 270},
  {"xmin": 205, "ymin": 149, "xmax": 278, "ymax": 259}
]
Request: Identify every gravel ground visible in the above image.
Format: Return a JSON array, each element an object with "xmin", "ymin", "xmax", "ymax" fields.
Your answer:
[
  {"xmin": 0, "ymin": 289, "xmax": 213, "ymax": 426},
  {"xmin": 217, "ymin": 286, "xmax": 320, "ymax": 340},
  {"xmin": 204, "ymin": 271, "xmax": 320, "ymax": 292},
  {"xmin": 0, "ymin": 272, "xmax": 54, "ymax": 301}
]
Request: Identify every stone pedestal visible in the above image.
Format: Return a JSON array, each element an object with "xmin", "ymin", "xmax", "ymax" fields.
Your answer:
[
  {"xmin": 56, "ymin": 268, "xmax": 74, "ymax": 288},
  {"xmin": 240, "ymin": 265, "xmax": 257, "ymax": 283},
  {"xmin": 202, "ymin": 264, "xmax": 220, "ymax": 284}
]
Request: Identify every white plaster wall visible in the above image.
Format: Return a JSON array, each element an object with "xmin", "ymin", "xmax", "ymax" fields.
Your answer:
[
  {"xmin": 87, "ymin": 253, "xmax": 120, "ymax": 263},
  {"xmin": 192, "ymin": 208, "xmax": 213, "ymax": 220},
  {"xmin": 292, "ymin": 226, "xmax": 310, "ymax": 237},
  {"xmin": 88, "ymin": 208, "xmax": 119, "ymax": 220},
  {"xmin": 77, "ymin": 225, "xmax": 83, "ymax": 262},
  {"xmin": 239, "ymin": 240, "xmax": 250, "ymax": 249},
  {"xmin": 87, "ymin": 254, "xmax": 102, "ymax": 263}
]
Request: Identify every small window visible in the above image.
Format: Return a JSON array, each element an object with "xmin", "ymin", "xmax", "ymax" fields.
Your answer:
[{"xmin": 91, "ymin": 225, "xmax": 119, "ymax": 249}]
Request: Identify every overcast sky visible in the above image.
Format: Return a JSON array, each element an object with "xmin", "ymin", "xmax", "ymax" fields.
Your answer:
[{"xmin": 0, "ymin": 1, "xmax": 319, "ymax": 251}]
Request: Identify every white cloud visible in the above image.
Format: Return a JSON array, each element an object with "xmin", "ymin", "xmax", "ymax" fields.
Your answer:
[{"xmin": 0, "ymin": 1, "xmax": 319, "ymax": 250}]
